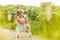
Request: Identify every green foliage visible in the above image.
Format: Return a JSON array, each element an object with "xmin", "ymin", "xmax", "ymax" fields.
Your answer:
[
  {"xmin": 24, "ymin": 7, "xmax": 38, "ymax": 21},
  {"xmin": 8, "ymin": 22, "xmax": 17, "ymax": 30}
]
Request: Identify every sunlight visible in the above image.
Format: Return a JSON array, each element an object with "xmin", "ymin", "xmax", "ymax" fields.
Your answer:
[{"xmin": 0, "ymin": 0, "xmax": 60, "ymax": 6}]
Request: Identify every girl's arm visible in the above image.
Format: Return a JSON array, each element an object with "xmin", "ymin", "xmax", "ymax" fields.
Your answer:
[
  {"xmin": 17, "ymin": 18, "xmax": 25, "ymax": 25},
  {"xmin": 14, "ymin": 14, "xmax": 25, "ymax": 25},
  {"xmin": 23, "ymin": 15, "xmax": 28, "ymax": 24}
]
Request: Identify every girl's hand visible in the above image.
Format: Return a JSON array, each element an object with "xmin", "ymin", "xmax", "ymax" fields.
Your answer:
[{"xmin": 24, "ymin": 15, "xmax": 27, "ymax": 19}]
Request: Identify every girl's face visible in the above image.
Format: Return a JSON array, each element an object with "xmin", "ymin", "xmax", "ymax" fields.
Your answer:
[
  {"xmin": 16, "ymin": 10, "xmax": 24, "ymax": 18},
  {"xmin": 19, "ymin": 13, "xmax": 24, "ymax": 18}
]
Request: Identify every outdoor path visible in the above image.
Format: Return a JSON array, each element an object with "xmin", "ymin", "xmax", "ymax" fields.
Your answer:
[{"xmin": 0, "ymin": 28, "xmax": 40, "ymax": 40}]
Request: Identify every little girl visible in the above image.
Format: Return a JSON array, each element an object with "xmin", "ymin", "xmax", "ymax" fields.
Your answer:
[
  {"xmin": 15, "ymin": 9, "xmax": 30, "ymax": 32},
  {"xmin": 14, "ymin": 9, "xmax": 25, "ymax": 32}
]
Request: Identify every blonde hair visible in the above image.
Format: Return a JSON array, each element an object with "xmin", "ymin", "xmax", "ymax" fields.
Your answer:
[{"xmin": 14, "ymin": 9, "xmax": 24, "ymax": 20}]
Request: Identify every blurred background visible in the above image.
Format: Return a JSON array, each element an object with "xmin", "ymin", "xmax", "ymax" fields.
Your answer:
[{"xmin": 0, "ymin": 0, "xmax": 60, "ymax": 40}]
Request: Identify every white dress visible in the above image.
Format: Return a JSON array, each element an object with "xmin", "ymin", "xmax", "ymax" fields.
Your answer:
[{"xmin": 16, "ymin": 17, "xmax": 25, "ymax": 32}]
